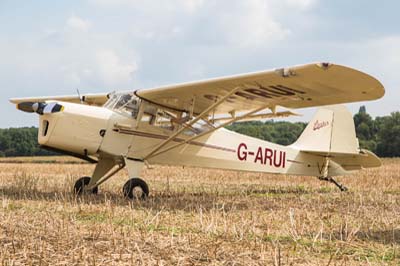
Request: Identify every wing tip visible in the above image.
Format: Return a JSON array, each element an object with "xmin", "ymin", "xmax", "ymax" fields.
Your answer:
[
  {"xmin": 321, "ymin": 62, "xmax": 386, "ymax": 101},
  {"xmin": 9, "ymin": 98, "xmax": 19, "ymax": 104},
  {"xmin": 9, "ymin": 93, "xmax": 110, "ymax": 106}
]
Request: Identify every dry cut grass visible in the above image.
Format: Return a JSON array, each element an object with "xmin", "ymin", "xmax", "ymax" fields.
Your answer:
[{"xmin": 0, "ymin": 157, "xmax": 399, "ymax": 265}]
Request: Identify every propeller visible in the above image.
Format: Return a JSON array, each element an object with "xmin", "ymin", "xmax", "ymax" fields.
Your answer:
[
  {"xmin": 17, "ymin": 102, "xmax": 43, "ymax": 113},
  {"xmin": 16, "ymin": 102, "xmax": 33, "ymax": 113},
  {"xmin": 16, "ymin": 102, "xmax": 64, "ymax": 115}
]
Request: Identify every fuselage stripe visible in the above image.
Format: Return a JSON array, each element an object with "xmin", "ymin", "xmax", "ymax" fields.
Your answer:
[{"xmin": 287, "ymin": 159, "xmax": 303, "ymax": 164}]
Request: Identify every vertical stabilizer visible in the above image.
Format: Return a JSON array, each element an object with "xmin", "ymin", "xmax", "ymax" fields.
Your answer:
[{"xmin": 291, "ymin": 105, "xmax": 359, "ymax": 154}]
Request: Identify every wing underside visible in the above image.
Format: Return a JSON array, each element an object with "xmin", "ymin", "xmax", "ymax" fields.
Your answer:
[{"xmin": 135, "ymin": 63, "xmax": 385, "ymax": 115}]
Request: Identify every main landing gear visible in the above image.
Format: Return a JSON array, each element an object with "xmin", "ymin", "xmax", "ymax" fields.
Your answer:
[
  {"xmin": 74, "ymin": 177, "xmax": 99, "ymax": 195},
  {"xmin": 73, "ymin": 176, "xmax": 149, "ymax": 199},
  {"xmin": 123, "ymin": 178, "xmax": 149, "ymax": 200},
  {"xmin": 73, "ymin": 156, "xmax": 149, "ymax": 200}
]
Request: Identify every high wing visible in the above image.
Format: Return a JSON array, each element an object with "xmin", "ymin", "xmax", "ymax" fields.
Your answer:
[
  {"xmin": 10, "ymin": 93, "xmax": 109, "ymax": 107},
  {"xmin": 135, "ymin": 63, "xmax": 385, "ymax": 115}
]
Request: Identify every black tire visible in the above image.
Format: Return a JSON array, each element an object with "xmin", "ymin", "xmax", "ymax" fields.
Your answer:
[
  {"xmin": 123, "ymin": 178, "xmax": 149, "ymax": 200},
  {"xmin": 73, "ymin": 176, "xmax": 99, "ymax": 195}
]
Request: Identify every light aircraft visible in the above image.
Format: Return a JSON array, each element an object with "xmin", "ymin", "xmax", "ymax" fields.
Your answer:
[{"xmin": 10, "ymin": 63, "xmax": 385, "ymax": 199}]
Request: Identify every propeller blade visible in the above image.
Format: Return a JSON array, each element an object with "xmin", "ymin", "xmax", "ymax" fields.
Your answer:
[
  {"xmin": 16, "ymin": 102, "xmax": 36, "ymax": 113},
  {"xmin": 16, "ymin": 102, "xmax": 49, "ymax": 115}
]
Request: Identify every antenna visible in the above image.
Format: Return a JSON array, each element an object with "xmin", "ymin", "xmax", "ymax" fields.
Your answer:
[{"xmin": 77, "ymin": 89, "xmax": 83, "ymax": 103}]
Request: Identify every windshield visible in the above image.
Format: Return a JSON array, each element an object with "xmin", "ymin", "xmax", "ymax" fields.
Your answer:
[
  {"xmin": 104, "ymin": 92, "xmax": 215, "ymax": 134},
  {"xmin": 104, "ymin": 92, "xmax": 141, "ymax": 118}
]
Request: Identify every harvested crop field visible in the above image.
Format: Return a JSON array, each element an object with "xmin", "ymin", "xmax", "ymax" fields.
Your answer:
[{"xmin": 0, "ymin": 157, "xmax": 399, "ymax": 265}]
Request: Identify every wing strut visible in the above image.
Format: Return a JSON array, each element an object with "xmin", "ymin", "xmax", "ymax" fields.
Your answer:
[
  {"xmin": 145, "ymin": 104, "xmax": 271, "ymax": 160},
  {"xmin": 143, "ymin": 87, "xmax": 242, "ymax": 160}
]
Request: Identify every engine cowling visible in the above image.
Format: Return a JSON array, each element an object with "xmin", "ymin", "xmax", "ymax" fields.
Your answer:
[{"xmin": 38, "ymin": 101, "xmax": 113, "ymax": 156}]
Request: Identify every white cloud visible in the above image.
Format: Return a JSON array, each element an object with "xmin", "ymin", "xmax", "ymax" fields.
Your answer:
[
  {"xmin": 95, "ymin": 49, "xmax": 138, "ymax": 86},
  {"xmin": 219, "ymin": 0, "xmax": 291, "ymax": 47},
  {"xmin": 61, "ymin": 15, "xmax": 138, "ymax": 88},
  {"xmin": 88, "ymin": 0, "xmax": 204, "ymax": 13},
  {"xmin": 66, "ymin": 15, "xmax": 92, "ymax": 32},
  {"xmin": 87, "ymin": 0, "xmax": 306, "ymax": 47},
  {"xmin": 57, "ymin": 49, "xmax": 138, "ymax": 88},
  {"xmin": 0, "ymin": 14, "xmax": 140, "ymax": 92},
  {"xmin": 284, "ymin": 0, "xmax": 317, "ymax": 10},
  {"xmin": 181, "ymin": 0, "xmax": 205, "ymax": 13},
  {"xmin": 88, "ymin": 0, "xmax": 134, "ymax": 7}
]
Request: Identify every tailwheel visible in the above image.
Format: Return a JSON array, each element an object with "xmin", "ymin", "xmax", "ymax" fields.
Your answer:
[
  {"xmin": 74, "ymin": 176, "xmax": 99, "ymax": 195},
  {"xmin": 318, "ymin": 176, "xmax": 348, "ymax": 192},
  {"xmin": 123, "ymin": 178, "xmax": 149, "ymax": 200}
]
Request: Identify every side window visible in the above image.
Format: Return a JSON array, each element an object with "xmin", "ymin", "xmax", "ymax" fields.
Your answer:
[
  {"xmin": 123, "ymin": 99, "xmax": 140, "ymax": 118},
  {"xmin": 155, "ymin": 111, "xmax": 175, "ymax": 130},
  {"xmin": 141, "ymin": 113, "xmax": 155, "ymax": 124},
  {"xmin": 139, "ymin": 106, "xmax": 175, "ymax": 131}
]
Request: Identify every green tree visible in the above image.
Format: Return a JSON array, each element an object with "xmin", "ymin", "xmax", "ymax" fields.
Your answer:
[
  {"xmin": 227, "ymin": 120, "xmax": 306, "ymax": 145},
  {"xmin": 0, "ymin": 127, "xmax": 57, "ymax": 157},
  {"xmin": 376, "ymin": 112, "xmax": 400, "ymax": 157},
  {"xmin": 353, "ymin": 106, "xmax": 380, "ymax": 153}
]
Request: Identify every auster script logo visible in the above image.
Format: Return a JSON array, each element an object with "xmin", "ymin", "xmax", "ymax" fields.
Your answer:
[{"xmin": 313, "ymin": 120, "xmax": 329, "ymax": 131}]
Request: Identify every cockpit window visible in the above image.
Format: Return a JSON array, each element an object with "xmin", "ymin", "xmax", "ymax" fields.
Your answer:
[
  {"xmin": 104, "ymin": 92, "xmax": 215, "ymax": 134},
  {"xmin": 104, "ymin": 93, "xmax": 140, "ymax": 118}
]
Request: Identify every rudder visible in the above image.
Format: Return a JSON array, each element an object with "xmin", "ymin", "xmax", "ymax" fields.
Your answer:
[{"xmin": 291, "ymin": 105, "xmax": 359, "ymax": 155}]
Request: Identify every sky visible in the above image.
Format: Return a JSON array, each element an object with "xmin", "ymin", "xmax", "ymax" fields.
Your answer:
[{"xmin": 0, "ymin": 0, "xmax": 399, "ymax": 127}]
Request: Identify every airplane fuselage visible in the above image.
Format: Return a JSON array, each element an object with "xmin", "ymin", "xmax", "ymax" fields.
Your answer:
[{"xmin": 38, "ymin": 101, "xmax": 346, "ymax": 178}]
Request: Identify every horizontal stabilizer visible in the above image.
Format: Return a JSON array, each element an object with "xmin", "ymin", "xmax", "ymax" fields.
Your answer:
[
  {"xmin": 303, "ymin": 149, "xmax": 381, "ymax": 171},
  {"xmin": 330, "ymin": 149, "xmax": 382, "ymax": 171}
]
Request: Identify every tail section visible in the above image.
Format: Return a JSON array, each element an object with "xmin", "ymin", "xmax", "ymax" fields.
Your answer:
[
  {"xmin": 291, "ymin": 105, "xmax": 359, "ymax": 155},
  {"xmin": 291, "ymin": 105, "xmax": 381, "ymax": 170}
]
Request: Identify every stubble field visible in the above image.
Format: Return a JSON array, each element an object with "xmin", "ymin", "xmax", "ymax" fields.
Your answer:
[{"xmin": 0, "ymin": 157, "xmax": 399, "ymax": 265}]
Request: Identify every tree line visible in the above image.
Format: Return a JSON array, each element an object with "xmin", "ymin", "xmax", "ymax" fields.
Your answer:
[
  {"xmin": 0, "ymin": 106, "xmax": 398, "ymax": 157},
  {"xmin": 227, "ymin": 106, "xmax": 399, "ymax": 157},
  {"xmin": 0, "ymin": 127, "xmax": 55, "ymax": 157}
]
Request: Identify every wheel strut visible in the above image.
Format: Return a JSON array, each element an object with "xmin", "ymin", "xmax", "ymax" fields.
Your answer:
[{"xmin": 318, "ymin": 157, "xmax": 348, "ymax": 192}]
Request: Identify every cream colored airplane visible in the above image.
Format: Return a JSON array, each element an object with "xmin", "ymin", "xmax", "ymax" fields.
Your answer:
[{"xmin": 10, "ymin": 63, "xmax": 385, "ymax": 199}]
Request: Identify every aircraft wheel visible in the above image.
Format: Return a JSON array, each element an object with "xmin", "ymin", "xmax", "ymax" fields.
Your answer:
[
  {"xmin": 74, "ymin": 176, "xmax": 99, "ymax": 195},
  {"xmin": 123, "ymin": 178, "xmax": 149, "ymax": 200}
]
